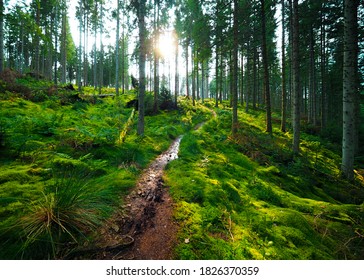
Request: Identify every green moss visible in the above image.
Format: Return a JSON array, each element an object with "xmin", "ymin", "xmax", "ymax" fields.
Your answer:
[
  {"xmin": 165, "ymin": 102, "xmax": 364, "ymax": 260},
  {"xmin": 0, "ymin": 88, "xmax": 215, "ymax": 258},
  {"xmin": 0, "ymin": 169, "xmax": 32, "ymax": 185},
  {"xmin": 1, "ymin": 90, "xmax": 363, "ymax": 259}
]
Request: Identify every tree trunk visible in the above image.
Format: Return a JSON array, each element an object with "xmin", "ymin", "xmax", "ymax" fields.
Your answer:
[
  {"xmin": 78, "ymin": 2, "xmax": 83, "ymax": 92},
  {"xmin": 153, "ymin": 1, "xmax": 160, "ymax": 114},
  {"xmin": 54, "ymin": 6, "xmax": 58, "ymax": 85},
  {"xmin": 246, "ymin": 41, "xmax": 250, "ymax": 113},
  {"xmin": 292, "ymin": 0, "xmax": 300, "ymax": 154},
  {"xmin": 192, "ymin": 49, "xmax": 196, "ymax": 106},
  {"xmin": 196, "ymin": 60, "xmax": 200, "ymax": 100},
  {"xmin": 341, "ymin": 0, "xmax": 359, "ymax": 180},
  {"xmin": 215, "ymin": 45, "xmax": 219, "ymax": 108},
  {"xmin": 93, "ymin": 2, "xmax": 97, "ymax": 90},
  {"xmin": 46, "ymin": 21, "xmax": 53, "ymax": 80},
  {"xmin": 240, "ymin": 49, "xmax": 244, "ymax": 106},
  {"xmin": 232, "ymin": 0, "xmax": 239, "ymax": 135},
  {"xmin": 309, "ymin": 26, "xmax": 317, "ymax": 126},
  {"xmin": 201, "ymin": 61, "xmax": 205, "ymax": 103},
  {"xmin": 137, "ymin": 0, "xmax": 147, "ymax": 136},
  {"xmin": 122, "ymin": 16, "xmax": 126, "ymax": 94},
  {"xmin": 83, "ymin": 12, "xmax": 88, "ymax": 86},
  {"xmin": 320, "ymin": 4, "xmax": 327, "ymax": 130},
  {"xmin": 174, "ymin": 31, "xmax": 179, "ymax": 107},
  {"xmin": 0, "ymin": 0, "xmax": 4, "ymax": 73},
  {"xmin": 61, "ymin": 4, "xmax": 67, "ymax": 84},
  {"xmin": 252, "ymin": 49, "xmax": 257, "ymax": 110},
  {"xmin": 219, "ymin": 55, "xmax": 223, "ymax": 103},
  {"xmin": 185, "ymin": 41, "xmax": 190, "ymax": 98},
  {"xmin": 99, "ymin": 1, "xmax": 104, "ymax": 95},
  {"xmin": 261, "ymin": 0, "xmax": 272, "ymax": 134},
  {"xmin": 35, "ymin": 0, "xmax": 41, "ymax": 78},
  {"xmin": 229, "ymin": 50, "xmax": 233, "ymax": 107},
  {"xmin": 115, "ymin": 0, "xmax": 120, "ymax": 96},
  {"xmin": 281, "ymin": 0, "xmax": 287, "ymax": 132}
]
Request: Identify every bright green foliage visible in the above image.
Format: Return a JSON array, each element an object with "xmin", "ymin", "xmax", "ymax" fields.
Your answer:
[
  {"xmin": 1, "ymin": 74, "xmax": 363, "ymax": 260},
  {"xmin": 0, "ymin": 76, "xmax": 210, "ymax": 258},
  {"xmin": 164, "ymin": 101, "xmax": 364, "ymax": 260}
]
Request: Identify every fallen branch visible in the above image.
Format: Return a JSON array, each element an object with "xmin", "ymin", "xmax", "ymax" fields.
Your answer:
[{"xmin": 118, "ymin": 108, "xmax": 135, "ymax": 144}]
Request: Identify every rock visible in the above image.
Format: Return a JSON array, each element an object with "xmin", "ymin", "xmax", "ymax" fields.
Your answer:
[{"xmin": 111, "ymin": 224, "xmax": 120, "ymax": 233}]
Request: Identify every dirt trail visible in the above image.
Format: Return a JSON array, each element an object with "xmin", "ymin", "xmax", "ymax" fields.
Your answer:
[
  {"xmin": 88, "ymin": 136, "xmax": 184, "ymax": 260},
  {"xmin": 70, "ymin": 111, "xmax": 215, "ymax": 260}
]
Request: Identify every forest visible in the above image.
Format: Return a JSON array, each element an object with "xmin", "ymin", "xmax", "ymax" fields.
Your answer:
[{"xmin": 0, "ymin": 0, "xmax": 363, "ymax": 260}]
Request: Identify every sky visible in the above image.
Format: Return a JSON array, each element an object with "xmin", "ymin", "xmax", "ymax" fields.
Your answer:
[{"xmin": 67, "ymin": 1, "xmax": 180, "ymax": 81}]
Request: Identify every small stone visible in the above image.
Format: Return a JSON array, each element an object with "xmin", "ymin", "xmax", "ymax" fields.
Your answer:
[
  {"xmin": 184, "ymin": 238, "xmax": 190, "ymax": 244},
  {"xmin": 111, "ymin": 224, "xmax": 119, "ymax": 232}
]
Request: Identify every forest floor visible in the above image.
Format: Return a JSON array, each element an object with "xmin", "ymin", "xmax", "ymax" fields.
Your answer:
[
  {"xmin": 1, "ymin": 73, "xmax": 363, "ymax": 260},
  {"xmin": 80, "ymin": 118, "xmax": 215, "ymax": 260}
]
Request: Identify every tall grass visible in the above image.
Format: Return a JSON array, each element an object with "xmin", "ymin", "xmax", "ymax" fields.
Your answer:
[{"xmin": 18, "ymin": 164, "xmax": 104, "ymax": 259}]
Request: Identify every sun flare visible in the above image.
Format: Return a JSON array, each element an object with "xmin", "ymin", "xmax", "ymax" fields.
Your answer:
[{"xmin": 157, "ymin": 32, "xmax": 176, "ymax": 60}]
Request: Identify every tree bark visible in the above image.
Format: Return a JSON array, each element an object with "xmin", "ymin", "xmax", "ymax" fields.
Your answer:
[
  {"xmin": 54, "ymin": 6, "xmax": 58, "ymax": 85},
  {"xmin": 232, "ymin": 0, "xmax": 239, "ymax": 135},
  {"xmin": 280, "ymin": 0, "xmax": 287, "ymax": 132},
  {"xmin": 215, "ymin": 45, "xmax": 219, "ymax": 108},
  {"xmin": 240, "ymin": 48, "xmax": 244, "ymax": 106},
  {"xmin": 309, "ymin": 26, "xmax": 317, "ymax": 126},
  {"xmin": 0, "ymin": 0, "xmax": 4, "ymax": 73},
  {"xmin": 78, "ymin": 2, "xmax": 82, "ymax": 92},
  {"xmin": 192, "ymin": 48, "xmax": 196, "ymax": 106},
  {"xmin": 252, "ymin": 48, "xmax": 257, "ymax": 110},
  {"xmin": 292, "ymin": 0, "xmax": 300, "ymax": 154},
  {"xmin": 261, "ymin": 0, "xmax": 272, "ymax": 134},
  {"xmin": 341, "ymin": 0, "xmax": 359, "ymax": 180},
  {"xmin": 61, "ymin": 3, "xmax": 67, "ymax": 84},
  {"xmin": 185, "ymin": 40, "xmax": 190, "ymax": 98},
  {"xmin": 99, "ymin": 1, "xmax": 104, "ymax": 94},
  {"xmin": 115, "ymin": 0, "xmax": 120, "ymax": 96},
  {"xmin": 93, "ymin": 2, "xmax": 97, "ymax": 89},
  {"xmin": 137, "ymin": 0, "xmax": 147, "ymax": 136},
  {"xmin": 122, "ymin": 13, "xmax": 126, "ymax": 95},
  {"xmin": 153, "ymin": 1, "xmax": 160, "ymax": 114},
  {"xmin": 245, "ymin": 41, "xmax": 250, "ymax": 113},
  {"xmin": 35, "ymin": 0, "xmax": 41, "ymax": 77},
  {"xmin": 196, "ymin": 60, "xmax": 200, "ymax": 100},
  {"xmin": 83, "ymin": 11, "xmax": 88, "ymax": 86},
  {"xmin": 201, "ymin": 60, "xmax": 205, "ymax": 103},
  {"xmin": 174, "ymin": 31, "xmax": 179, "ymax": 107},
  {"xmin": 320, "ymin": 4, "xmax": 327, "ymax": 130}
]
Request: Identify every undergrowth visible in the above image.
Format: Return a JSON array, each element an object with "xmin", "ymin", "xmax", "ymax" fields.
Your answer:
[
  {"xmin": 0, "ymin": 75, "xmax": 210, "ymax": 259},
  {"xmin": 1, "ymin": 73, "xmax": 362, "ymax": 260},
  {"xmin": 164, "ymin": 101, "xmax": 364, "ymax": 260}
]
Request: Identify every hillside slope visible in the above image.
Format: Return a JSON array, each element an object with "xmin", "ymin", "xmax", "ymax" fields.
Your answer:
[{"xmin": 164, "ymin": 103, "xmax": 364, "ymax": 260}]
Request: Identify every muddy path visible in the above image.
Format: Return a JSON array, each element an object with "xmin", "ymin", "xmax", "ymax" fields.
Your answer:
[
  {"xmin": 69, "ymin": 111, "xmax": 215, "ymax": 260},
  {"xmin": 75, "ymin": 136, "xmax": 184, "ymax": 260}
]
